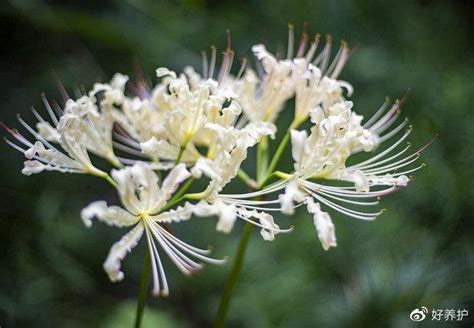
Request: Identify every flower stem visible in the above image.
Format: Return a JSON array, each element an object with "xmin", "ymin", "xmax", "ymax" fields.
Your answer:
[
  {"xmin": 262, "ymin": 131, "xmax": 292, "ymax": 188},
  {"xmin": 237, "ymin": 168, "xmax": 257, "ymax": 190},
  {"xmin": 256, "ymin": 136, "xmax": 269, "ymax": 185},
  {"xmin": 214, "ymin": 222, "xmax": 253, "ymax": 328},
  {"xmin": 134, "ymin": 246, "xmax": 151, "ymax": 328},
  {"xmin": 175, "ymin": 144, "xmax": 186, "ymax": 163},
  {"xmin": 215, "ymin": 134, "xmax": 270, "ymax": 326}
]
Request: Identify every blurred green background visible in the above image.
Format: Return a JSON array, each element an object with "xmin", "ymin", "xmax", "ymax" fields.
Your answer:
[{"xmin": 1, "ymin": 0, "xmax": 473, "ymax": 327}]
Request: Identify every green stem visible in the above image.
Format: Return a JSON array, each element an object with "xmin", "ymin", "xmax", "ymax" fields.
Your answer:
[
  {"xmin": 237, "ymin": 169, "xmax": 257, "ymax": 190},
  {"xmin": 103, "ymin": 174, "xmax": 119, "ymax": 189},
  {"xmin": 175, "ymin": 144, "xmax": 186, "ymax": 163},
  {"xmin": 170, "ymin": 178, "xmax": 195, "ymax": 202},
  {"xmin": 134, "ymin": 247, "xmax": 151, "ymax": 328},
  {"xmin": 160, "ymin": 191, "xmax": 205, "ymax": 213},
  {"xmin": 262, "ymin": 129, "xmax": 292, "ymax": 188},
  {"xmin": 93, "ymin": 170, "xmax": 118, "ymax": 190},
  {"xmin": 214, "ymin": 222, "xmax": 253, "ymax": 328},
  {"xmin": 215, "ymin": 132, "xmax": 270, "ymax": 326},
  {"xmin": 256, "ymin": 136, "xmax": 269, "ymax": 185}
]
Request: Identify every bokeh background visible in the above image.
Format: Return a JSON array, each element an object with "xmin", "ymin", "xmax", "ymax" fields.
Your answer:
[{"xmin": 1, "ymin": 0, "xmax": 473, "ymax": 327}]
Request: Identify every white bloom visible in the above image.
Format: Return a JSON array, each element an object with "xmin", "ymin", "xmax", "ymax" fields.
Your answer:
[
  {"xmin": 236, "ymin": 30, "xmax": 352, "ymax": 126},
  {"xmin": 192, "ymin": 121, "xmax": 276, "ymax": 197},
  {"xmin": 81, "ymin": 163, "xmax": 225, "ymax": 296},
  {"xmin": 189, "ymin": 121, "xmax": 292, "ymax": 239},
  {"xmin": 111, "ymin": 67, "xmax": 242, "ymax": 166},
  {"xmin": 4, "ymin": 82, "xmax": 128, "ymax": 175},
  {"xmin": 235, "ymin": 45, "xmax": 294, "ymax": 123},
  {"xmin": 3, "ymin": 28, "xmax": 431, "ymax": 281},
  {"xmin": 274, "ymin": 96, "xmax": 429, "ymax": 249}
]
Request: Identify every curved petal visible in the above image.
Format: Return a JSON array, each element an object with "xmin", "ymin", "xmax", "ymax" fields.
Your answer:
[
  {"xmin": 103, "ymin": 224, "xmax": 144, "ymax": 282},
  {"xmin": 81, "ymin": 201, "xmax": 139, "ymax": 228},
  {"xmin": 238, "ymin": 208, "xmax": 279, "ymax": 241},
  {"xmin": 290, "ymin": 129, "xmax": 308, "ymax": 171},
  {"xmin": 193, "ymin": 200, "xmax": 237, "ymax": 233},
  {"xmin": 155, "ymin": 163, "xmax": 191, "ymax": 209},
  {"xmin": 278, "ymin": 180, "xmax": 305, "ymax": 215},
  {"xmin": 111, "ymin": 163, "xmax": 153, "ymax": 214},
  {"xmin": 150, "ymin": 202, "xmax": 194, "ymax": 224},
  {"xmin": 306, "ymin": 198, "xmax": 337, "ymax": 250}
]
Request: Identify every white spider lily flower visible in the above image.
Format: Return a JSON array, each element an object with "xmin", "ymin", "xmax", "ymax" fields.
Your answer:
[
  {"xmin": 90, "ymin": 73, "xmax": 129, "ymax": 107},
  {"xmin": 63, "ymin": 96, "xmax": 121, "ymax": 167},
  {"xmin": 4, "ymin": 86, "xmax": 125, "ymax": 175},
  {"xmin": 3, "ymin": 103, "xmax": 106, "ymax": 177},
  {"xmin": 81, "ymin": 162, "xmax": 225, "ymax": 296},
  {"xmin": 192, "ymin": 121, "xmax": 276, "ymax": 196},
  {"xmin": 112, "ymin": 67, "xmax": 242, "ymax": 165},
  {"xmin": 235, "ymin": 45, "xmax": 294, "ymax": 123},
  {"xmin": 89, "ymin": 74, "xmax": 181, "ymax": 168},
  {"xmin": 276, "ymin": 98, "xmax": 429, "ymax": 250},
  {"xmin": 153, "ymin": 68, "xmax": 239, "ymax": 144},
  {"xmin": 286, "ymin": 29, "xmax": 353, "ymax": 125},
  {"xmin": 292, "ymin": 58, "xmax": 353, "ymax": 126},
  {"xmin": 190, "ymin": 121, "xmax": 292, "ymax": 240},
  {"xmin": 236, "ymin": 29, "xmax": 352, "ymax": 126}
]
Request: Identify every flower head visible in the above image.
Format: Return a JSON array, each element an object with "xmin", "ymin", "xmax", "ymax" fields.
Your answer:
[{"xmin": 81, "ymin": 163, "xmax": 225, "ymax": 296}]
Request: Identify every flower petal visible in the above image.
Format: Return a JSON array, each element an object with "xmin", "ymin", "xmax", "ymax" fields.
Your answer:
[
  {"xmin": 306, "ymin": 198, "xmax": 337, "ymax": 250},
  {"xmin": 80, "ymin": 201, "xmax": 139, "ymax": 228},
  {"xmin": 158, "ymin": 163, "xmax": 191, "ymax": 206},
  {"xmin": 192, "ymin": 200, "xmax": 237, "ymax": 233},
  {"xmin": 278, "ymin": 180, "xmax": 305, "ymax": 215},
  {"xmin": 290, "ymin": 129, "xmax": 308, "ymax": 170},
  {"xmin": 150, "ymin": 202, "xmax": 194, "ymax": 224},
  {"xmin": 103, "ymin": 224, "xmax": 144, "ymax": 282}
]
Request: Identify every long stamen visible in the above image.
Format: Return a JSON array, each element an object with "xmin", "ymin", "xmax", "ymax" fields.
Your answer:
[
  {"xmin": 221, "ymin": 179, "xmax": 288, "ymax": 199},
  {"xmin": 364, "ymin": 97, "xmax": 391, "ymax": 128},
  {"xmin": 306, "ymin": 189, "xmax": 382, "ymax": 220},
  {"xmin": 209, "ymin": 46, "xmax": 217, "ymax": 79},
  {"xmin": 112, "ymin": 141, "xmax": 149, "ymax": 157},
  {"xmin": 156, "ymin": 225, "xmax": 225, "ymax": 264},
  {"xmin": 304, "ymin": 34, "xmax": 320, "ymax": 62},
  {"xmin": 236, "ymin": 57, "xmax": 248, "ymax": 79},
  {"xmin": 148, "ymin": 222, "xmax": 196, "ymax": 275},
  {"xmin": 361, "ymin": 154, "xmax": 419, "ymax": 175},
  {"xmin": 145, "ymin": 227, "xmax": 162, "ymax": 296},
  {"xmin": 302, "ymin": 180, "xmax": 398, "ymax": 198},
  {"xmin": 369, "ymin": 91, "xmax": 410, "ymax": 132},
  {"xmin": 354, "ymin": 143, "xmax": 412, "ymax": 170},
  {"xmin": 235, "ymin": 211, "xmax": 293, "ymax": 233},
  {"xmin": 350, "ymin": 128, "xmax": 412, "ymax": 168},
  {"xmin": 17, "ymin": 115, "xmax": 59, "ymax": 151},
  {"xmin": 41, "ymin": 94, "xmax": 60, "ymax": 125},
  {"xmin": 287, "ymin": 23, "xmax": 294, "ymax": 59},
  {"xmin": 201, "ymin": 51, "xmax": 208, "ymax": 79},
  {"xmin": 316, "ymin": 188, "xmax": 380, "ymax": 206},
  {"xmin": 377, "ymin": 118, "xmax": 409, "ymax": 143}
]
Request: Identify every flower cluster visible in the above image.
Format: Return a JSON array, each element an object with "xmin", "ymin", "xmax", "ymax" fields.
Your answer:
[{"xmin": 3, "ymin": 27, "xmax": 430, "ymax": 295}]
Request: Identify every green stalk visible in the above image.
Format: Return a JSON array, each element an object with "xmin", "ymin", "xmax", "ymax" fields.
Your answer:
[
  {"xmin": 215, "ymin": 136, "xmax": 270, "ymax": 326},
  {"xmin": 256, "ymin": 136, "xmax": 269, "ymax": 185},
  {"xmin": 170, "ymin": 178, "xmax": 195, "ymax": 202},
  {"xmin": 175, "ymin": 144, "xmax": 187, "ymax": 163},
  {"xmin": 237, "ymin": 168, "xmax": 257, "ymax": 190},
  {"xmin": 262, "ymin": 125, "xmax": 294, "ymax": 188},
  {"xmin": 134, "ymin": 247, "xmax": 151, "ymax": 328},
  {"xmin": 214, "ymin": 222, "xmax": 253, "ymax": 328}
]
